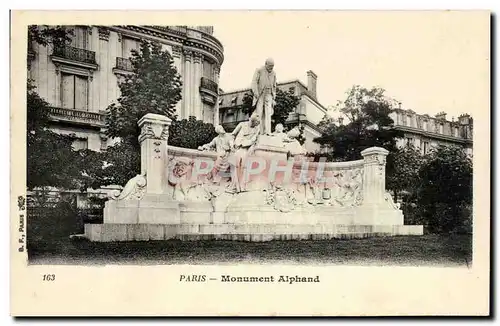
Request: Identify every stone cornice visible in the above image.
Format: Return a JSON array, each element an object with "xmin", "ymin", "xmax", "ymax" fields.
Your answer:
[
  {"xmin": 393, "ymin": 108, "xmax": 468, "ymax": 127},
  {"xmin": 392, "ymin": 125, "xmax": 473, "ymax": 145},
  {"xmin": 106, "ymin": 25, "xmax": 224, "ymax": 65}
]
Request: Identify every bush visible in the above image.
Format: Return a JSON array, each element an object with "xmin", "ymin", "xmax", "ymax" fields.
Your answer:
[{"xmin": 412, "ymin": 145, "xmax": 473, "ymax": 234}]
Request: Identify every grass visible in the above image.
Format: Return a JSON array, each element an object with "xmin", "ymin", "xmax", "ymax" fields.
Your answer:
[
  {"xmin": 26, "ymin": 206, "xmax": 472, "ymax": 266},
  {"xmin": 27, "ymin": 233, "xmax": 472, "ymax": 266}
]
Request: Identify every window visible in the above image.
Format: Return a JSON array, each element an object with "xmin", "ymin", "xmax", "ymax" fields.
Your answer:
[
  {"xmin": 454, "ymin": 126, "xmax": 459, "ymax": 137},
  {"xmin": 407, "ymin": 115, "xmax": 412, "ymax": 127},
  {"xmin": 439, "ymin": 123, "xmax": 444, "ymax": 134},
  {"xmin": 203, "ymin": 61, "xmax": 214, "ymax": 79},
  {"xmin": 423, "ymin": 141, "xmax": 429, "ymax": 154},
  {"xmin": 72, "ymin": 138, "xmax": 88, "ymax": 151},
  {"xmin": 70, "ymin": 26, "xmax": 88, "ymax": 49},
  {"xmin": 422, "ymin": 120, "xmax": 428, "ymax": 131},
  {"xmin": 203, "ymin": 106, "xmax": 214, "ymax": 124},
  {"xmin": 122, "ymin": 37, "xmax": 140, "ymax": 58},
  {"xmin": 401, "ymin": 115, "xmax": 406, "ymax": 126},
  {"xmin": 61, "ymin": 73, "xmax": 89, "ymax": 111},
  {"xmin": 407, "ymin": 137, "xmax": 414, "ymax": 147}
]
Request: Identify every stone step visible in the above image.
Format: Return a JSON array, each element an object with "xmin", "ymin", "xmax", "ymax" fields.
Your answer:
[{"xmin": 83, "ymin": 223, "xmax": 424, "ymax": 242}]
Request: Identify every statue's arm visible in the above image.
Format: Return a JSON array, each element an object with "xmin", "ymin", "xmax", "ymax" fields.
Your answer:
[
  {"xmin": 198, "ymin": 137, "xmax": 216, "ymax": 150},
  {"xmin": 251, "ymin": 68, "xmax": 260, "ymax": 97},
  {"xmin": 232, "ymin": 122, "xmax": 242, "ymax": 136},
  {"xmin": 272, "ymin": 72, "xmax": 277, "ymax": 100}
]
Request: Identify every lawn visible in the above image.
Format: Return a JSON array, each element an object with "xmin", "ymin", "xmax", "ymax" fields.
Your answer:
[
  {"xmin": 26, "ymin": 206, "xmax": 472, "ymax": 266},
  {"xmin": 27, "ymin": 233, "xmax": 472, "ymax": 266}
]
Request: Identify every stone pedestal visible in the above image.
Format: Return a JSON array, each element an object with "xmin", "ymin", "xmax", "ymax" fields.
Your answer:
[{"xmin": 93, "ymin": 114, "xmax": 182, "ymax": 227}]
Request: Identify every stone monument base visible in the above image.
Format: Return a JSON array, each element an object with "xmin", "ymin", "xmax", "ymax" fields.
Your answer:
[{"xmin": 83, "ymin": 223, "xmax": 423, "ymax": 242}]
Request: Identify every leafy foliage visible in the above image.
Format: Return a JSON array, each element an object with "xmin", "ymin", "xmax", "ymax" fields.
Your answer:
[
  {"xmin": 77, "ymin": 141, "xmax": 141, "ymax": 190},
  {"xmin": 413, "ymin": 145, "xmax": 473, "ymax": 234},
  {"xmin": 168, "ymin": 117, "xmax": 218, "ymax": 149},
  {"xmin": 386, "ymin": 144, "xmax": 426, "ymax": 202},
  {"xmin": 27, "ymin": 81, "xmax": 82, "ymax": 190},
  {"xmin": 105, "ymin": 40, "xmax": 183, "ymax": 149},
  {"xmin": 28, "ymin": 25, "xmax": 74, "ymax": 48},
  {"xmin": 314, "ymin": 85, "xmax": 404, "ymax": 161},
  {"xmin": 241, "ymin": 88, "xmax": 301, "ymax": 131},
  {"xmin": 80, "ymin": 40, "xmax": 215, "ymax": 190},
  {"xmin": 27, "ymin": 26, "xmax": 82, "ymax": 191}
]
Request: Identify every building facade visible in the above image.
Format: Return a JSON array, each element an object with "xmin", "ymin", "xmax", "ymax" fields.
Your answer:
[
  {"xmin": 28, "ymin": 25, "xmax": 224, "ymax": 151},
  {"xmin": 389, "ymin": 109, "xmax": 473, "ymax": 156},
  {"xmin": 218, "ymin": 70, "xmax": 327, "ymax": 152}
]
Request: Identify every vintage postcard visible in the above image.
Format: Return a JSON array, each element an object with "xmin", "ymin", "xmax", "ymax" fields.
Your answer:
[{"xmin": 10, "ymin": 10, "xmax": 490, "ymax": 316}]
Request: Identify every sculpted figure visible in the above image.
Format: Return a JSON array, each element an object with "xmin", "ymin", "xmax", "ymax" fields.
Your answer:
[
  {"xmin": 198, "ymin": 125, "xmax": 233, "ymax": 183},
  {"xmin": 283, "ymin": 127, "xmax": 307, "ymax": 156},
  {"xmin": 227, "ymin": 114, "xmax": 261, "ymax": 193},
  {"xmin": 270, "ymin": 123, "xmax": 288, "ymax": 143},
  {"xmin": 251, "ymin": 58, "xmax": 277, "ymax": 135}
]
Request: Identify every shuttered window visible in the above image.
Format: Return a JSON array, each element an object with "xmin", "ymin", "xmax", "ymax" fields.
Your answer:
[
  {"xmin": 122, "ymin": 37, "xmax": 140, "ymax": 58},
  {"xmin": 70, "ymin": 26, "xmax": 88, "ymax": 49},
  {"xmin": 61, "ymin": 73, "xmax": 89, "ymax": 111}
]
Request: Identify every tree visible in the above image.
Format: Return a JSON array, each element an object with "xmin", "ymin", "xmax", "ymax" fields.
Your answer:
[
  {"xmin": 105, "ymin": 40, "xmax": 183, "ymax": 149},
  {"xmin": 168, "ymin": 117, "xmax": 217, "ymax": 149},
  {"xmin": 27, "ymin": 26, "xmax": 82, "ymax": 191},
  {"xmin": 77, "ymin": 141, "xmax": 140, "ymax": 190},
  {"xmin": 27, "ymin": 81, "xmax": 82, "ymax": 190},
  {"xmin": 81, "ymin": 40, "xmax": 184, "ymax": 189},
  {"xmin": 386, "ymin": 143, "xmax": 426, "ymax": 202},
  {"xmin": 313, "ymin": 85, "xmax": 404, "ymax": 161},
  {"xmin": 241, "ymin": 88, "xmax": 301, "ymax": 132},
  {"xmin": 415, "ymin": 145, "xmax": 473, "ymax": 233},
  {"xmin": 28, "ymin": 25, "xmax": 74, "ymax": 48}
]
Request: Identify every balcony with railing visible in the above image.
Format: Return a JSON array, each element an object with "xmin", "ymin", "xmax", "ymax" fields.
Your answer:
[
  {"xmin": 48, "ymin": 107, "xmax": 105, "ymax": 128},
  {"xmin": 51, "ymin": 45, "xmax": 98, "ymax": 69},
  {"xmin": 199, "ymin": 77, "xmax": 219, "ymax": 105}
]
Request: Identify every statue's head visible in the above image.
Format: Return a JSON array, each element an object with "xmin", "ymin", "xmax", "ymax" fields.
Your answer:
[
  {"xmin": 214, "ymin": 125, "xmax": 225, "ymax": 134},
  {"xmin": 265, "ymin": 58, "xmax": 274, "ymax": 72},
  {"xmin": 275, "ymin": 123, "xmax": 284, "ymax": 133},
  {"xmin": 250, "ymin": 114, "xmax": 261, "ymax": 127}
]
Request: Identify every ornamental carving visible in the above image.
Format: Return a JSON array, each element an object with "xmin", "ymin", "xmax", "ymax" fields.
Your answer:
[
  {"xmin": 167, "ymin": 156, "xmax": 195, "ymax": 201},
  {"xmin": 109, "ymin": 174, "xmax": 146, "ymax": 201},
  {"xmin": 166, "ymin": 155, "xmax": 227, "ymax": 202},
  {"xmin": 365, "ymin": 154, "xmax": 386, "ymax": 166},
  {"xmin": 183, "ymin": 49, "xmax": 193, "ymax": 61},
  {"xmin": 138, "ymin": 122, "xmax": 169, "ymax": 143},
  {"xmin": 265, "ymin": 183, "xmax": 297, "ymax": 212},
  {"xmin": 193, "ymin": 52, "xmax": 203, "ymax": 64},
  {"xmin": 384, "ymin": 191, "xmax": 401, "ymax": 210},
  {"xmin": 172, "ymin": 45, "xmax": 182, "ymax": 57},
  {"xmin": 329, "ymin": 168, "xmax": 364, "ymax": 207},
  {"xmin": 98, "ymin": 27, "xmax": 110, "ymax": 41}
]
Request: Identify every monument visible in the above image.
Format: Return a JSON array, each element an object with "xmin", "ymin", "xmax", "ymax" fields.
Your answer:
[
  {"xmin": 251, "ymin": 58, "xmax": 277, "ymax": 135},
  {"xmin": 82, "ymin": 114, "xmax": 423, "ymax": 242},
  {"xmin": 81, "ymin": 63, "xmax": 423, "ymax": 242}
]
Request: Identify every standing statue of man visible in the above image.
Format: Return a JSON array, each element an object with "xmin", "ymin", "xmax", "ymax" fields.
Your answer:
[
  {"xmin": 251, "ymin": 58, "xmax": 277, "ymax": 135},
  {"xmin": 227, "ymin": 114, "xmax": 261, "ymax": 193}
]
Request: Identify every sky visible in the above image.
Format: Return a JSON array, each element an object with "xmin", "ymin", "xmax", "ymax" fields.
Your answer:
[{"xmin": 212, "ymin": 11, "xmax": 489, "ymax": 120}]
